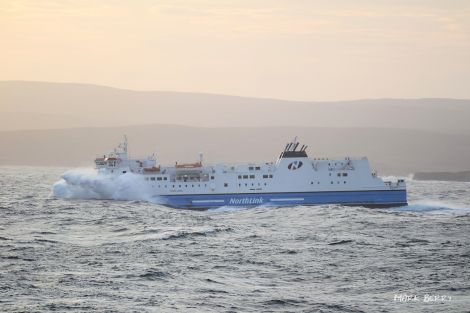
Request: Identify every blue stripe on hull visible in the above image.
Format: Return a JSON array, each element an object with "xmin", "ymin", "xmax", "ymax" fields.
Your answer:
[{"xmin": 158, "ymin": 190, "xmax": 407, "ymax": 209}]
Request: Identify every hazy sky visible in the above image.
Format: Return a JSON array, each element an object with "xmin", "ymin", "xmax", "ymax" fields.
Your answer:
[{"xmin": 1, "ymin": 0, "xmax": 469, "ymax": 101}]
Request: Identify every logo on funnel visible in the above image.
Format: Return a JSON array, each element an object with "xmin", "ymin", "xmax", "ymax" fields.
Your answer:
[{"xmin": 288, "ymin": 161, "xmax": 303, "ymax": 170}]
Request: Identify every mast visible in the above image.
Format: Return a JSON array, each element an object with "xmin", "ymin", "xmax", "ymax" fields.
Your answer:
[{"xmin": 123, "ymin": 135, "xmax": 128, "ymax": 153}]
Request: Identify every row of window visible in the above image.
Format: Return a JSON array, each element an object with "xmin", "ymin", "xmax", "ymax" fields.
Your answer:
[
  {"xmin": 248, "ymin": 166, "xmax": 261, "ymax": 171},
  {"xmin": 309, "ymin": 181, "xmax": 348, "ymax": 184},
  {"xmin": 145, "ymin": 176, "xmax": 213, "ymax": 181},
  {"xmin": 145, "ymin": 180, "xmax": 349, "ymax": 188},
  {"xmin": 328, "ymin": 162, "xmax": 345, "ymax": 166},
  {"xmin": 145, "ymin": 177, "xmax": 168, "ymax": 181},
  {"xmin": 329, "ymin": 172, "xmax": 349, "ymax": 177},
  {"xmin": 239, "ymin": 183, "xmax": 267, "ymax": 187},
  {"xmin": 237, "ymin": 174, "xmax": 273, "ymax": 179},
  {"xmin": 151, "ymin": 184, "xmax": 209, "ymax": 188}
]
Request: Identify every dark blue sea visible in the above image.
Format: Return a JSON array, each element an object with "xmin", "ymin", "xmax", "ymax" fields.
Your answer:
[{"xmin": 1, "ymin": 166, "xmax": 469, "ymax": 312}]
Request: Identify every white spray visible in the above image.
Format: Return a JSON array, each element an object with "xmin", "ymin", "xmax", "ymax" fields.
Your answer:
[{"xmin": 52, "ymin": 168, "xmax": 157, "ymax": 202}]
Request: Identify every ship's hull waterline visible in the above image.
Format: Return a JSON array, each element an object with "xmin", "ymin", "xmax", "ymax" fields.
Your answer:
[{"xmin": 158, "ymin": 189, "xmax": 407, "ymax": 210}]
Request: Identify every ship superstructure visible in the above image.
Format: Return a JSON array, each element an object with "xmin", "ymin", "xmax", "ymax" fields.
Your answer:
[{"xmin": 92, "ymin": 136, "xmax": 407, "ymax": 209}]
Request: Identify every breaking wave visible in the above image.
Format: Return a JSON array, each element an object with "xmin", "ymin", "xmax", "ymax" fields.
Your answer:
[{"xmin": 52, "ymin": 168, "xmax": 154, "ymax": 202}]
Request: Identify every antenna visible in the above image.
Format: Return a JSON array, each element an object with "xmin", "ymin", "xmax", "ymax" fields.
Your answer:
[
  {"xmin": 293, "ymin": 142, "xmax": 300, "ymax": 151},
  {"xmin": 123, "ymin": 135, "xmax": 128, "ymax": 153}
]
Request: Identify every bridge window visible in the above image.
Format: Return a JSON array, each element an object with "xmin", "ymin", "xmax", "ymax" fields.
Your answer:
[
  {"xmin": 263, "ymin": 174, "xmax": 268, "ymax": 178},
  {"xmin": 249, "ymin": 175, "xmax": 255, "ymax": 179},
  {"xmin": 243, "ymin": 175, "xmax": 248, "ymax": 179},
  {"xmin": 157, "ymin": 177, "xmax": 162, "ymax": 181},
  {"xmin": 255, "ymin": 166, "xmax": 261, "ymax": 170},
  {"xmin": 238, "ymin": 175, "xmax": 242, "ymax": 179},
  {"xmin": 342, "ymin": 173, "xmax": 348, "ymax": 177}
]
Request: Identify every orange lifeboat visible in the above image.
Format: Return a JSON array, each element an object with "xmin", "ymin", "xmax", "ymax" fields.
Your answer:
[
  {"xmin": 175, "ymin": 161, "xmax": 202, "ymax": 169},
  {"xmin": 143, "ymin": 166, "xmax": 161, "ymax": 172}
]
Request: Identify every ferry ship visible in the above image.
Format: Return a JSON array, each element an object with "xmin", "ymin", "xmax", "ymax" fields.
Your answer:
[{"xmin": 92, "ymin": 137, "xmax": 407, "ymax": 209}]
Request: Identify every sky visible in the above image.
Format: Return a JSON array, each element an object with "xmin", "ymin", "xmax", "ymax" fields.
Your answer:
[{"xmin": 1, "ymin": 0, "xmax": 469, "ymax": 101}]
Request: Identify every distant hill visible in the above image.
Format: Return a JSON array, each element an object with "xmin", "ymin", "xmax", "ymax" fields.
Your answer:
[
  {"xmin": 413, "ymin": 171, "xmax": 470, "ymax": 182},
  {"xmin": 1, "ymin": 81, "xmax": 469, "ymax": 174},
  {"xmin": 1, "ymin": 81, "xmax": 470, "ymax": 134},
  {"xmin": 1, "ymin": 124, "xmax": 469, "ymax": 175}
]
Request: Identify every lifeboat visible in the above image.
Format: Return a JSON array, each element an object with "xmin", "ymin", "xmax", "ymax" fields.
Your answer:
[
  {"xmin": 143, "ymin": 166, "xmax": 161, "ymax": 172},
  {"xmin": 175, "ymin": 161, "xmax": 202, "ymax": 169}
]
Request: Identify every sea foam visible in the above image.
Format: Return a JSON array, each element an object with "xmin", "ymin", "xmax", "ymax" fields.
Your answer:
[{"xmin": 393, "ymin": 200, "xmax": 470, "ymax": 214}]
